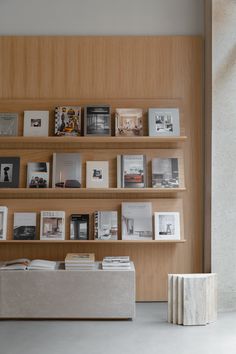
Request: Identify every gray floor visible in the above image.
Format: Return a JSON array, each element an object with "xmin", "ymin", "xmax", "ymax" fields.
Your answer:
[{"xmin": 0, "ymin": 303, "xmax": 235, "ymax": 354}]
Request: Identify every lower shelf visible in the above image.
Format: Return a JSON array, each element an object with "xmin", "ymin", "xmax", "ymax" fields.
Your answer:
[{"xmin": 0, "ymin": 239, "xmax": 186, "ymax": 244}]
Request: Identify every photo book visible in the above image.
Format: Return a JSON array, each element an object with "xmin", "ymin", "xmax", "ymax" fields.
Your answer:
[
  {"xmin": 0, "ymin": 258, "xmax": 57, "ymax": 270},
  {"xmin": 27, "ymin": 162, "xmax": 50, "ymax": 188},
  {"xmin": 55, "ymin": 106, "xmax": 81, "ymax": 136},
  {"xmin": 154, "ymin": 212, "xmax": 180, "ymax": 240},
  {"xmin": 52, "ymin": 153, "xmax": 81, "ymax": 188},
  {"xmin": 152, "ymin": 158, "xmax": 179, "ymax": 188},
  {"xmin": 13, "ymin": 212, "xmax": 37, "ymax": 240},
  {"xmin": 122, "ymin": 202, "xmax": 153, "ymax": 240},
  {"xmin": 0, "ymin": 156, "xmax": 20, "ymax": 188},
  {"xmin": 23, "ymin": 111, "xmax": 49, "ymax": 137},
  {"xmin": 0, "ymin": 206, "xmax": 8, "ymax": 240},
  {"xmin": 148, "ymin": 108, "xmax": 180, "ymax": 136},
  {"xmin": 0, "ymin": 113, "xmax": 18, "ymax": 136},
  {"xmin": 70, "ymin": 214, "xmax": 89, "ymax": 240},
  {"xmin": 94, "ymin": 211, "xmax": 118, "ymax": 240},
  {"xmin": 86, "ymin": 161, "xmax": 109, "ymax": 188},
  {"xmin": 84, "ymin": 105, "xmax": 111, "ymax": 136},
  {"xmin": 117, "ymin": 155, "xmax": 146, "ymax": 188},
  {"xmin": 115, "ymin": 108, "xmax": 143, "ymax": 137},
  {"xmin": 40, "ymin": 211, "xmax": 65, "ymax": 240}
]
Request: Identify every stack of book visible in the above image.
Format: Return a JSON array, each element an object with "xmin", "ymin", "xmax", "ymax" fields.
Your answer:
[
  {"xmin": 65, "ymin": 253, "xmax": 95, "ymax": 270},
  {"xmin": 102, "ymin": 256, "xmax": 131, "ymax": 270}
]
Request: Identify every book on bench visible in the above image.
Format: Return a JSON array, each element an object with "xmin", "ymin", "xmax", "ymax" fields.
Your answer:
[{"xmin": 0, "ymin": 258, "xmax": 57, "ymax": 270}]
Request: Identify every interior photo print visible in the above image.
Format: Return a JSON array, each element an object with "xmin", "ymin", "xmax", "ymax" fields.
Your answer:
[
  {"xmin": 152, "ymin": 158, "xmax": 179, "ymax": 188},
  {"xmin": 42, "ymin": 216, "xmax": 63, "ymax": 239},
  {"xmin": 85, "ymin": 106, "xmax": 110, "ymax": 135},
  {"xmin": 115, "ymin": 108, "xmax": 143, "ymax": 136},
  {"xmin": 155, "ymin": 212, "xmax": 180, "ymax": 240}
]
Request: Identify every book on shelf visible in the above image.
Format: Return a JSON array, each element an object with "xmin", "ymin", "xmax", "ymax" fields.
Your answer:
[
  {"xmin": 115, "ymin": 108, "xmax": 143, "ymax": 137},
  {"xmin": 0, "ymin": 156, "xmax": 20, "ymax": 188},
  {"xmin": 40, "ymin": 211, "xmax": 65, "ymax": 240},
  {"xmin": 152, "ymin": 158, "xmax": 179, "ymax": 188},
  {"xmin": 0, "ymin": 258, "xmax": 57, "ymax": 270},
  {"xmin": 86, "ymin": 161, "xmax": 109, "ymax": 188},
  {"xmin": 148, "ymin": 108, "xmax": 180, "ymax": 137},
  {"xmin": 55, "ymin": 106, "xmax": 81, "ymax": 136},
  {"xmin": 117, "ymin": 154, "xmax": 146, "ymax": 188},
  {"xmin": 13, "ymin": 212, "xmax": 37, "ymax": 240},
  {"xmin": 23, "ymin": 111, "xmax": 49, "ymax": 137},
  {"xmin": 154, "ymin": 212, "xmax": 181, "ymax": 240},
  {"xmin": 121, "ymin": 202, "xmax": 153, "ymax": 240},
  {"xmin": 102, "ymin": 256, "xmax": 131, "ymax": 270},
  {"xmin": 94, "ymin": 211, "xmax": 118, "ymax": 240},
  {"xmin": 0, "ymin": 113, "xmax": 18, "ymax": 136},
  {"xmin": 52, "ymin": 152, "xmax": 81, "ymax": 188},
  {"xmin": 0, "ymin": 206, "xmax": 8, "ymax": 240},
  {"xmin": 84, "ymin": 105, "xmax": 111, "ymax": 136},
  {"xmin": 65, "ymin": 253, "xmax": 95, "ymax": 270},
  {"xmin": 27, "ymin": 162, "xmax": 50, "ymax": 188},
  {"xmin": 70, "ymin": 214, "xmax": 89, "ymax": 240}
]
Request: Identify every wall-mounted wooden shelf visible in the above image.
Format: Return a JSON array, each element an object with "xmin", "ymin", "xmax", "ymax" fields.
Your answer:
[
  {"xmin": 0, "ymin": 239, "xmax": 186, "ymax": 244},
  {"xmin": 0, "ymin": 188, "xmax": 186, "ymax": 199}
]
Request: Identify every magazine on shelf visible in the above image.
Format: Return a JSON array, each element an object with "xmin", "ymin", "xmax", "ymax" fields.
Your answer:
[
  {"xmin": 27, "ymin": 162, "xmax": 50, "ymax": 188},
  {"xmin": 154, "ymin": 212, "xmax": 180, "ymax": 240},
  {"xmin": 115, "ymin": 108, "xmax": 143, "ymax": 137},
  {"xmin": 152, "ymin": 158, "xmax": 179, "ymax": 188},
  {"xmin": 0, "ymin": 206, "xmax": 8, "ymax": 240},
  {"xmin": 55, "ymin": 106, "xmax": 81, "ymax": 136},
  {"xmin": 70, "ymin": 214, "xmax": 89, "ymax": 240},
  {"xmin": 52, "ymin": 153, "xmax": 81, "ymax": 188},
  {"xmin": 148, "ymin": 108, "xmax": 180, "ymax": 136},
  {"xmin": 13, "ymin": 212, "xmax": 37, "ymax": 240},
  {"xmin": 40, "ymin": 211, "xmax": 65, "ymax": 240},
  {"xmin": 0, "ymin": 258, "xmax": 57, "ymax": 270},
  {"xmin": 23, "ymin": 111, "xmax": 49, "ymax": 137},
  {"xmin": 94, "ymin": 211, "xmax": 118, "ymax": 240},
  {"xmin": 121, "ymin": 202, "xmax": 153, "ymax": 240},
  {"xmin": 86, "ymin": 161, "xmax": 109, "ymax": 188},
  {"xmin": 0, "ymin": 113, "xmax": 18, "ymax": 136},
  {"xmin": 84, "ymin": 105, "xmax": 111, "ymax": 136},
  {"xmin": 117, "ymin": 155, "xmax": 146, "ymax": 188}
]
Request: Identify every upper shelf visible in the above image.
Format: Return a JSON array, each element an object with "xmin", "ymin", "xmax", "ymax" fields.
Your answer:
[{"xmin": 0, "ymin": 136, "xmax": 187, "ymax": 150}]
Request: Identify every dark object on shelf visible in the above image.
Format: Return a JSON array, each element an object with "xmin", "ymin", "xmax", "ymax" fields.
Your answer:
[
  {"xmin": 55, "ymin": 180, "xmax": 81, "ymax": 188},
  {"xmin": 70, "ymin": 214, "xmax": 89, "ymax": 240}
]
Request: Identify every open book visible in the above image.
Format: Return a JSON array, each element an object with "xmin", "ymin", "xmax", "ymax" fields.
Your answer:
[{"xmin": 0, "ymin": 258, "xmax": 57, "ymax": 270}]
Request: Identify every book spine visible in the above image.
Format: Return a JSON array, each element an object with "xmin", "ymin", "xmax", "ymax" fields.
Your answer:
[
  {"xmin": 143, "ymin": 155, "xmax": 147, "ymax": 188},
  {"xmin": 52, "ymin": 153, "xmax": 56, "ymax": 188},
  {"xmin": 117, "ymin": 155, "xmax": 121, "ymax": 188},
  {"xmin": 94, "ymin": 212, "xmax": 98, "ymax": 240},
  {"xmin": 54, "ymin": 107, "xmax": 60, "ymax": 135}
]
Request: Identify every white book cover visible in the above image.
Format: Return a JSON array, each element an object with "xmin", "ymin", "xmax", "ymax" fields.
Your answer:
[
  {"xmin": 40, "ymin": 211, "xmax": 65, "ymax": 240},
  {"xmin": 52, "ymin": 153, "xmax": 81, "ymax": 188},
  {"xmin": 13, "ymin": 212, "xmax": 37, "ymax": 240},
  {"xmin": 0, "ymin": 206, "xmax": 8, "ymax": 240},
  {"xmin": 86, "ymin": 161, "xmax": 109, "ymax": 188},
  {"xmin": 27, "ymin": 162, "xmax": 50, "ymax": 188},
  {"xmin": 23, "ymin": 111, "xmax": 49, "ymax": 137},
  {"xmin": 121, "ymin": 202, "xmax": 152, "ymax": 240},
  {"xmin": 148, "ymin": 108, "xmax": 180, "ymax": 136},
  {"xmin": 154, "ymin": 212, "xmax": 180, "ymax": 240},
  {"xmin": 94, "ymin": 211, "xmax": 118, "ymax": 240}
]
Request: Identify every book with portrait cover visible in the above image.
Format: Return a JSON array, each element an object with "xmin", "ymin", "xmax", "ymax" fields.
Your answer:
[
  {"xmin": 55, "ymin": 106, "xmax": 81, "ymax": 136},
  {"xmin": 27, "ymin": 162, "xmax": 50, "ymax": 188},
  {"xmin": 117, "ymin": 155, "xmax": 146, "ymax": 188}
]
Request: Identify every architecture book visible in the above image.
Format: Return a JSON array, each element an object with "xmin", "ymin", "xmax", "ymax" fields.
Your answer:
[
  {"xmin": 94, "ymin": 211, "xmax": 118, "ymax": 240},
  {"xmin": 23, "ymin": 111, "xmax": 49, "ymax": 137},
  {"xmin": 102, "ymin": 256, "xmax": 131, "ymax": 270},
  {"xmin": 115, "ymin": 108, "xmax": 143, "ymax": 136},
  {"xmin": 0, "ymin": 113, "xmax": 18, "ymax": 136},
  {"xmin": 40, "ymin": 211, "xmax": 65, "ymax": 240},
  {"xmin": 65, "ymin": 253, "xmax": 95, "ymax": 270},
  {"xmin": 0, "ymin": 258, "xmax": 57, "ymax": 270},
  {"xmin": 117, "ymin": 155, "xmax": 146, "ymax": 188},
  {"xmin": 148, "ymin": 108, "xmax": 180, "ymax": 136},
  {"xmin": 70, "ymin": 214, "xmax": 89, "ymax": 240},
  {"xmin": 55, "ymin": 106, "xmax": 81, "ymax": 136},
  {"xmin": 52, "ymin": 153, "xmax": 81, "ymax": 188},
  {"xmin": 152, "ymin": 158, "xmax": 179, "ymax": 188},
  {"xmin": 13, "ymin": 212, "xmax": 37, "ymax": 240},
  {"xmin": 84, "ymin": 105, "xmax": 111, "ymax": 136},
  {"xmin": 0, "ymin": 206, "xmax": 8, "ymax": 240},
  {"xmin": 122, "ymin": 202, "xmax": 153, "ymax": 240},
  {"xmin": 86, "ymin": 161, "xmax": 109, "ymax": 188},
  {"xmin": 27, "ymin": 162, "xmax": 50, "ymax": 188},
  {"xmin": 154, "ymin": 212, "xmax": 180, "ymax": 240}
]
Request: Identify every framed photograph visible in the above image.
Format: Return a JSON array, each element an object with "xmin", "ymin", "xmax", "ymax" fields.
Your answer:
[
  {"xmin": 94, "ymin": 211, "xmax": 118, "ymax": 240},
  {"xmin": 154, "ymin": 212, "xmax": 180, "ymax": 240},
  {"xmin": 52, "ymin": 153, "xmax": 81, "ymax": 188},
  {"xmin": 0, "ymin": 157, "xmax": 20, "ymax": 188},
  {"xmin": 0, "ymin": 113, "xmax": 18, "ymax": 136},
  {"xmin": 84, "ymin": 105, "xmax": 111, "ymax": 136},
  {"xmin": 86, "ymin": 161, "xmax": 109, "ymax": 188},
  {"xmin": 115, "ymin": 108, "xmax": 143, "ymax": 137},
  {"xmin": 148, "ymin": 108, "xmax": 180, "ymax": 136},
  {"xmin": 23, "ymin": 111, "xmax": 49, "ymax": 137},
  {"xmin": 70, "ymin": 214, "xmax": 89, "ymax": 240},
  {"xmin": 40, "ymin": 211, "xmax": 65, "ymax": 240},
  {"xmin": 117, "ymin": 155, "xmax": 146, "ymax": 188},
  {"xmin": 0, "ymin": 206, "xmax": 8, "ymax": 240},
  {"xmin": 152, "ymin": 158, "xmax": 179, "ymax": 188},
  {"xmin": 55, "ymin": 106, "xmax": 81, "ymax": 136},
  {"xmin": 27, "ymin": 162, "xmax": 50, "ymax": 188},
  {"xmin": 13, "ymin": 212, "xmax": 37, "ymax": 240}
]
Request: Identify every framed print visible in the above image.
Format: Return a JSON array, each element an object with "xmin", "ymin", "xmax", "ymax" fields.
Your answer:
[
  {"xmin": 148, "ymin": 108, "xmax": 180, "ymax": 136},
  {"xmin": 84, "ymin": 105, "xmax": 111, "ymax": 136},
  {"xmin": 115, "ymin": 108, "xmax": 143, "ymax": 136},
  {"xmin": 0, "ymin": 206, "xmax": 8, "ymax": 240},
  {"xmin": 23, "ymin": 111, "xmax": 49, "ymax": 137},
  {"xmin": 0, "ymin": 113, "xmax": 18, "ymax": 136},
  {"xmin": 154, "ymin": 212, "xmax": 180, "ymax": 240},
  {"xmin": 55, "ymin": 106, "xmax": 81, "ymax": 136},
  {"xmin": 86, "ymin": 161, "xmax": 109, "ymax": 188},
  {"xmin": 0, "ymin": 157, "xmax": 20, "ymax": 188}
]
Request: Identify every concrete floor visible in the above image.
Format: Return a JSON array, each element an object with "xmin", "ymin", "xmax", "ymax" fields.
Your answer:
[{"xmin": 0, "ymin": 303, "xmax": 235, "ymax": 354}]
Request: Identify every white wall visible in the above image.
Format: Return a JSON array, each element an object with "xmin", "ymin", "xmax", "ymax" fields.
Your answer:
[
  {"xmin": 212, "ymin": 0, "xmax": 236, "ymax": 311},
  {"xmin": 0, "ymin": 0, "xmax": 203, "ymax": 35}
]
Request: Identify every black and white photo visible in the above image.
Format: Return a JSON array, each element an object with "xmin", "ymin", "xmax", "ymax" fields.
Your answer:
[
  {"xmin": 70, "ymin": 214, "xmax": 89, "ymax": 240},
  {"xmin": 0, "ymin": 157, "xmax": 20, "ymax": 188},
  {"xmin": 94, "ymin": 211, "xmax": 118, "ymax": 240},
  {"xmin": 13, "ymin": 212, "xmax": 37, "ymax": 240},
  {"xmin": 154, "ymin": 212, "xmax": 180, "ymax": 240},
  {"xmin": 148, "ymin": 108, "xmax": 180, "ymax": 136},
  {"xmin": 84, "ymin": 105, "xmax": 111, "ymax": 136},
  {"xmin": 0, "ymin": 206, "xmax": 8, "ymax": 240},
  {"xmin": 152, "ymin": 158, "xmax": 179, "ymax": 188},
  {"xmin": 23, "ymin": 111, "xmax": 49, "ymax": 137},
  {"xmin": 86, "ymin": 161, "xmax": 109, "ymax": 188},
  {"xmin": 122, "ymin": 202, "xmax": 152, "ymax": 240},
  {"xmin": 27, "ymin": 162, "xmax": 50, "ymax": 188},
  {"xmin": 52, "ymin": 153, "xmax": 81, "ymax": 188},
  {"xmin": 0, "ymin": 113, "xmax": 18, "ymax": 136},
  {"xmin": 40, "ymin": 211, "xmax": 65, "ymax": 240}
]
